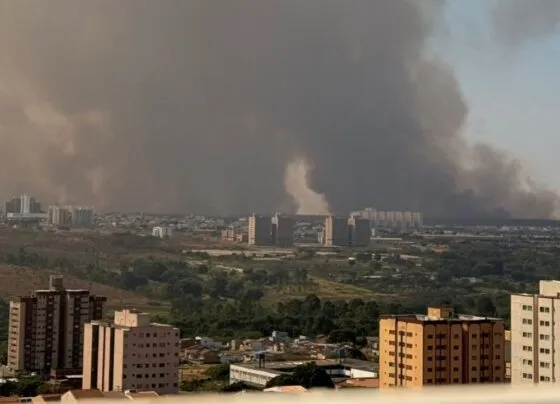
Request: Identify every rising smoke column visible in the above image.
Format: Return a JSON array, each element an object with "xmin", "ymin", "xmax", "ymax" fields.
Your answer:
[
  {"xmin": 284, "ymin": 157, "xmax": 330, "ymax": 215},
  {"xmin": 0, "ymin": 0, "xmax": 557, "ymax": 217}
]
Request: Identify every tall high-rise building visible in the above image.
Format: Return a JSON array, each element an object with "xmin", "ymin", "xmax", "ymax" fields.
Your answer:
[
  {"xmin": 4, "ymin": 195, "xmax": 42, "ymax": 215},
  {"xmin": 48, "ymin": 205, "xmax": 71, "ymax": 226},
  {"xmin": 271, "ymin": 214, "xmax": 294, "ymax": 246},
  {"xmin": 348, "ymin": 216, "xmax": 371, "ymax": 247},
  {"xmin": 7, "ymin": 276, "xmax": 106, "ymax": 373},
  {"xmin": 21, "ymin": 194, "xmax": 31, "ymax": 214},
  {"xmin": 248, "ymin": 215, "xmax": 272, "ymax": 246},
  {"xmin": 82, "ymin": 309, "xmax": 180, "ymax": 394},
  {"xmin": 324, "ymin": 216, "xmax": 349, "ymax": 247},
  {"xmin": 379, "ymin": 307, "xmax": 506, "ymax": 388},
  {"xmin": 510, "ymin": 280, "xmax": 560, "ymax": 384},
  {"xmin": 69, "ymin": 206, "xmax": 94, "ymax": 227},
  {"xmin": 4, "ymin": 197, "xmax": 21, "ymax": 214}
]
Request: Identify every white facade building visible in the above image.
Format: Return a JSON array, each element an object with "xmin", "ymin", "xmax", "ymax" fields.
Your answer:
[
  {"xmin": 511, "ymin": 280, "xmax": 560, "ymax": 384},
  {"xmin": 152, "ymin": 226, "xmax": 172, "ymax": 239}
]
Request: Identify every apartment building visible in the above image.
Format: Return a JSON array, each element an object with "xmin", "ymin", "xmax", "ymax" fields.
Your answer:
[
  {"xmin": 271, "ymin": 214, "xmax": 294, "ymax": 246},
  {"xmin": 348, "ymin": 216, "xmax": 371, "ymax": 247},
  {"xmin": 379, "ymin": 307, "xmax": 506, "ymax": 388},
  {"xmin": 510, "ymin": 280, "xmax": 560, "ymax": 384},
  {"xmin": 69, "ymin": 206, "xmax": 94, "ymax": 227},
  {"xmin": 248, "ymin": 215, "xmax": 272, "ymax": 246},
  {"xmin": 8, "ymin": 276, "xmax": 106, "ymax": 373},
  {"xmin": 324, "ymin": 216, "xmax": 349, "ymax": 247},
  {"xmin": 82, "ymin": 309, "xmax": 180, "ymax": 394},
  {"xmin": 47, "ymin": 205, "xmax": 71, "ymax": 226}
]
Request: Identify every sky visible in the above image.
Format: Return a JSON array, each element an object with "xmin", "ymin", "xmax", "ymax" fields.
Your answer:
[{"xmin": 442, "ymin": 0, "xmax": 560, "ymax": 191}]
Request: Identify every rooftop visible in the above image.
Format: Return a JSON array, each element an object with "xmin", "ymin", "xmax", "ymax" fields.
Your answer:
[
  {"xmin": 233, "ymin": 358, "xmax": 377, "ymax": 373},
  {"xmin": 381, "ymin": 307, "xmax": 503, "ymax": 323}
]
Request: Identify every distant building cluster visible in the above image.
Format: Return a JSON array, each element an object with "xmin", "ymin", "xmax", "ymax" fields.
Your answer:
[
  {"xmin": 248, "ymin": 213, "xmax": 295, "ymax": 246},
  {"xmin": 47, "ymin": 205, "xmax": 94, "ymax": 227},
  {"xmin": 5, "ymin": 194, "xmax": 42, "ymax": 215},
  {"xmin": 220, "ymin": 226, "xmax": 247, "ymax": 243},
  {"xmin": 351, "ymin": 207, "xmax": 423, "ymax": 229},
  {"xmin": 322, "ymin": 215, "xmax": 371, "ymax": 247},
  {"xmin": 152, "ymin": 226, "xmax": 173, "ymax": 239}
]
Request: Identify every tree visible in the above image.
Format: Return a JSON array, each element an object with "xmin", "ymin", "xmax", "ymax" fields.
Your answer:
[
  {"xmin": 265, "ymin": 362, "xmax": 334, "ymax": 389},
  {"xmin": 243, "ymin": 288, "xmax": 264, "ymax": 301},
  {"xmin": 476, "ymin": 295, "xmax": 496, "ymax": 317},
  {"xmin": 204, "ymin": 364, "xmax": 230, "ymax": 382}
]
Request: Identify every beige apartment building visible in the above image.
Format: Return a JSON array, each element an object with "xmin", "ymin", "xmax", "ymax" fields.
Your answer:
[
  {"xmin": 379, "ymin": 307, "xmax": 506, "ymax": 388},
  {"xmin": 47, "ymin": 205, "xmax": 71, "ymax": 226},
  {"xmin": 83, "ymin": 309, "xmax": 180, "ymax": 394},
  {"xmin": 348, "ymin": 216, "xmax": 371, "ymax": 247},
  {"xmin": 248, "ymin": 214, "xmax": 272, "ymax": 246},
  {"xmin": 8, "ymin": 276, "xmax": 106, "ymax": 373},
  {"xmin": 510, "ymin": 280, "xmax": 560, "ymax": 384}
]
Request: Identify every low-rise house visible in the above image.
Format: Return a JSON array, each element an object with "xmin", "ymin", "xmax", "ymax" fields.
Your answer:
[
  {"xmin": 60, "ymin": 390, "xmax": 104, "ymax": 404},
  {"xmin": 32, "ymin": 395, "xmax": 62, "ymax": 404}
]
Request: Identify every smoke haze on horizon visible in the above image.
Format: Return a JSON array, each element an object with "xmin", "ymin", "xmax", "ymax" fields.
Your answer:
[{"xmin": 0, "ymin": 0, "xmax": 558, "ymax": 218}]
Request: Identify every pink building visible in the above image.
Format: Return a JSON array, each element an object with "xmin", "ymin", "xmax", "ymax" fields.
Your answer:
[{"xmin": 82, "ymin": 309, "xmax": 180, "ymax": 394}]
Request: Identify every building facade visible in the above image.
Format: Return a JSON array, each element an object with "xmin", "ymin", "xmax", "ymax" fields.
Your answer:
[
  {"xmin": 48, "ymin": 206, "xmax": 71, "ymax": 226},
  {"xmin": 271, "ymin": 214, "xmax": 294, "ymax": 247},
  {"xmin": 348, "ymin": 216, "xmax": 371, "ymax": 247},
  {"xmin": 379, "ymin": 307, "xmax": 506, "ymax": 388},
  {"xmin": 248, "ymin": 215, "xmax": 272, "ymax": 246},
  {"xmin": 324, "ymin": 216, "xmax": 349, "ymax": 247},
  {"xmin": 7, "ymin": 276, "xmax": 106, "ymax": 373},
  {"xmin": 69, "ymin": 207, "xmax": 94, "ymax": 227},
  {"xmin": 510, "ymin": 280, "xmax": 560, "ymax": 384},
  {"xmin": 82, "ymin": 309, "xmax": 180, "ymax": 394},
  {"xmin": 152, "ymin": 226, "xmax": 172, "ymax": 239}
]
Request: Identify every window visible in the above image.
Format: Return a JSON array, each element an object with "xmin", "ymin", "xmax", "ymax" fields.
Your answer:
[
  {"xmin": 540, "ymin": 348, "xmax": 551, "ymax": 354},
  {"xmin": 540, "ymin": 362, "xmax": 550, "ymax": 369},
  {"xmin": 540, "ymin": 334, "xmax": 550, "ymax": 341},
  {"xmin": 540, "ymin": 307, "xmax": 550, "ymax": 313},
  {"xmin": 522, "ymin": 359, "xmax": 533, "ymax": 365},
  {"xmin": 523, "ymin": 332, "xmax": 533, "ymax": 338},
  {"xmin": 523, "ymin": 346, "xmax": 533, "ymax": 352},
  {"xmin": 522, "ymin": 373, "xmax": 533, "ymax": 380},
  {"xmin": 540, "ymin": 376, "xmax": 551, "ymax": 382},
  {"xmin": 540, "ymin": 320, "xmax": 551, "ymax": 326},
  {"xmin": 522, "ymin": 305, "xmax": 533, "ymax": 311}
]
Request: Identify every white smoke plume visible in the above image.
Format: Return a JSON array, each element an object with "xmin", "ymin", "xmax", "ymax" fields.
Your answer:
[{"xmin": 284, "ymin": 157, "xmax": 331, "ymax": 215}]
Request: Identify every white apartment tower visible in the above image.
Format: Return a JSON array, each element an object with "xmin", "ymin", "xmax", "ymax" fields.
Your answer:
[
  {"xmin": 82, "ymin": 309, "xmax": 180, "ymax": 394},
  {"xmin": 511, "ymin": 280, "xmax": 560, "ymax": 384}
]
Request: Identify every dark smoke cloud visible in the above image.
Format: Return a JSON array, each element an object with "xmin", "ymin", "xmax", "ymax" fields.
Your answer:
[
  {"xmin": 492, "ymin": 0, "xmax": 560, "ymax": 47},
  {"xmin": 0, "ymin": 0, "xmax": 557, "ymax": 218}
]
